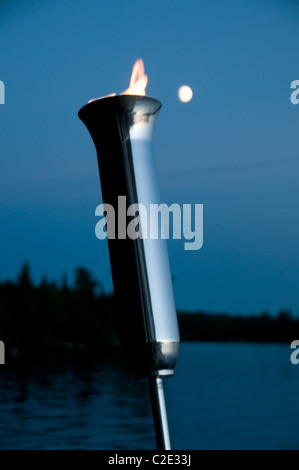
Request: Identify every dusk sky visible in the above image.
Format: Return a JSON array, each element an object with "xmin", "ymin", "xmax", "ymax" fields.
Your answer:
[{"xmin": 1, "ymin": 0, "xmax": 299, "ymax": 314}]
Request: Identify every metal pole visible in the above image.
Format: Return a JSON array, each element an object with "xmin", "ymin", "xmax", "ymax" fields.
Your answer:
[
  {"xmin": 149, "ymin": 376, "xmax": 171, "ymax": 450},
  {"xmin": 79, "ymin": 96, "xmax": 180, "ymax": 448}
]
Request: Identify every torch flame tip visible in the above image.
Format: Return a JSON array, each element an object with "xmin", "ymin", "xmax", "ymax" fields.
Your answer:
[
  {"xmin": 88, "ymin": 58, "xmax": 148, "ymax": 103},
  {"xmin": 122, "ymin": 58, "xmax": 148, "ymax": 96}
]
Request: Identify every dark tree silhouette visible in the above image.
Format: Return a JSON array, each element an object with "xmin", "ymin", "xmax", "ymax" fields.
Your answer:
[{"xmin": 0, "ymin": 262, "xmax": 298, "ymax": 372}]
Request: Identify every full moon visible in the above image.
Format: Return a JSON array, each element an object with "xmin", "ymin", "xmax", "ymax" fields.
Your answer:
[{"xmin": 178, "ymin": 85, "xmax": 193, "ymax": 103}]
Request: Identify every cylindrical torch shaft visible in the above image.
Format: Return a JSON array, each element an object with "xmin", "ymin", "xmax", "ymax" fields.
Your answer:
[
  {"xmin": 149, "ymin": 377, "xmax": 171, "ymax": 450},
  {"xmin": 79, "ymin": 96, "xmax": 180, "ymax": 379}
]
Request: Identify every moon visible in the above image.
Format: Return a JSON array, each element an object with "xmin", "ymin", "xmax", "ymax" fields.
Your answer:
[{"xmin": 178, "ymin": 85, "xmax": 193, "ymax": 103}]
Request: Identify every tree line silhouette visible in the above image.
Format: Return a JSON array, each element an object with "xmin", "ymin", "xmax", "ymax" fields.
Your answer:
[{"xmin": 0, "ymin": 263, "xmax": 298, "ymax": 371}]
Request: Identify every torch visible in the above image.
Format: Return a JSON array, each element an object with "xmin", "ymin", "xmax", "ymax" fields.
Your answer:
[{"xmin": 78, "ymin": 60, "xmax": 180, "ymax": 450}]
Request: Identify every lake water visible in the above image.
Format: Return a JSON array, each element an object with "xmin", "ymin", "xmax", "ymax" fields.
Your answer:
[{"xmin": 0, "ymin": 342, "xmax": 298, "ymax": 450}]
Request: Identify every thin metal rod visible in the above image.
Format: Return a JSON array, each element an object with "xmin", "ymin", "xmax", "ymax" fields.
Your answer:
[{"xmin": 149, "ymin": 376, "xmax": 171, "ymax": 450}]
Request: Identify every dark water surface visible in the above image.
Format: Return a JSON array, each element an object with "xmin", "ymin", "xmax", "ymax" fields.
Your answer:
[{"xmin": 0, "ymin": 342, "xmax": 298, "ymax": 449}]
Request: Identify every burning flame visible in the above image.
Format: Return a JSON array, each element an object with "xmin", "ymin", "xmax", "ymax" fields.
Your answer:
[
  {"xmin": 89, "ymin": 59, "xmax": 148, "ymax": 103},
  {"xmin": 121, "ymin": 59, "xmax": 148, "ymax": 96}
]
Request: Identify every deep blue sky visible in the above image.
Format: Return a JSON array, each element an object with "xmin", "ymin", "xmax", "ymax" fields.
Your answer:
[{"xmin": 1, "ymin": 0, "xmax": 299, "ymax": 314}]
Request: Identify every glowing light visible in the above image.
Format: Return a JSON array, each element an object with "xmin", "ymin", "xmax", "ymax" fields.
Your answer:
[
  {"xmin": 89, "ymin": 59, "xmax": 148, "ymax": 103},
  {"xmin": 122, "ymin": 59, "xmax": 148, "ymax": 96},
  {"xmin": 178, "ymin": 85, "xmax": 193, "ymax": 103}
]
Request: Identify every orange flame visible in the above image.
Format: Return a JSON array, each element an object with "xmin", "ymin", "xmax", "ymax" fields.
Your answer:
[
  {"xmin": 121, "ymin": 59, "xmax": 148, "ymax": 96},
  {"xmin": 88, "ymin": 59, "xmax": 148, "ymax": 103}
]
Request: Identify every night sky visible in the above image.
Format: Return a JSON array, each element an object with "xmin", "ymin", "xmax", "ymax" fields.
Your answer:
[{"xmin": 1, "ymin": 0, "xmax": 299, "ymax": 314}]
